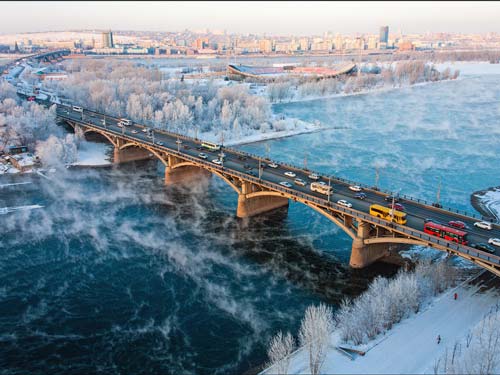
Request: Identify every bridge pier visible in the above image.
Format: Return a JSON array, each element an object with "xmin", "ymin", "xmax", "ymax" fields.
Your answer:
[
  {"xmin": 113, "ymin": 145, "xmax": 152, "ymax": 164},
  {"xmin": 349, "ymin": 220, "xmax": 390, "ymax": 268},
  {"xmin": 236, "ymin": 182, "xmax": 289, "ymax": 218},
  {"xmin": 164, "ymin": 165, "xmax": 212, "ymax": 185}
]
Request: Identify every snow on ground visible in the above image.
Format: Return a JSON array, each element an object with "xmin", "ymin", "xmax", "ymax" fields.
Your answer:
[
  {"xmin": 262, "ymin": 278, "xmax": 499, "ymax": 374},
  {"xmin": 473, "ymin": 187, "xmax": 500, "ymax": 221},
  {"xmin": 71, "ymin": 141, "xmax": 112, "ymax": 166}
]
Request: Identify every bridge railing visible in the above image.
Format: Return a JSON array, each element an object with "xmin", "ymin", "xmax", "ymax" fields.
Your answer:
[
  {"xmin": 58, "ymin": 112, "xmax": 500, "ymax": 268},
  {"xmin": 219, "ymin": 144, "xmax": 485, "ymax": 220},
  {"xmin": 57, "ymin": 105, "xmax": 494, "ymax": 224}
]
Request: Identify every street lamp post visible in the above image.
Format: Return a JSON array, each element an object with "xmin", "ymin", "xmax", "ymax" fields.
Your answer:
[
  {"xmin": 328, "ymin": 176, "xmax": 331, "ymax": 203},
  {"xmin": 258, "ymin": 159, "xmax": 262, "ymax": 180},
  {"xmin": 177, "ymin": 137, "xmax": 181, "ymax": 152}
]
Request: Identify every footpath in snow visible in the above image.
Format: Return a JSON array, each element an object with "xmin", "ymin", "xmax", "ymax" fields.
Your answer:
[{"xmin": 265, "ymin": 273, "xmax": 499, "ymax": 375}]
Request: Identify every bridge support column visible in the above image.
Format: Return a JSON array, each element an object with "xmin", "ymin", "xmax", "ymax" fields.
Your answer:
[
  {"xmin": 236, "ymin": 182, "xmax": 289, "ymax": 218},
  {"xmin": 164, "ymin": 165, "xmax": 211, "ymax": 185},
  {"xmin": 349, "ymin": 220, "xmax": 390, "ymax": 268}
]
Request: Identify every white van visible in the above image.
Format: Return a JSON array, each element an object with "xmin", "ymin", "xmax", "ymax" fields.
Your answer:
[
  {"xmin": 72, "ymin": 106, "xmax": 83, "ymax": 113},
  {"xmin": 120, "ymin": 118, "xmax": 132, "ymax": 126}
]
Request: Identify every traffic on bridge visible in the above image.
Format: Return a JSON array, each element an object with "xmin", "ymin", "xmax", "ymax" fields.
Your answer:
[{"xmin": 54, "ymin": 103, "xmax": 500, "ymax": 276}]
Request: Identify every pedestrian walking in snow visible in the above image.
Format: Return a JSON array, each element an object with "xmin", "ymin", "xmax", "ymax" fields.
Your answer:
[
  {"xmin": 437, "ymin": 335, "xmax": 441, "ymax": 344},
  {"xmin": 454, "ymin": 292, "xmax": 458, "ymax": 300}
]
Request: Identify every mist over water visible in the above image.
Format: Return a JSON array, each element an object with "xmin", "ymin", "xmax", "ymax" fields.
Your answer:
[
  {"xmin": 1, "ymin": 69, "xmax": 499, "ymax": 374},
  {"xmin": 0, "ymin": 162, "xmax": 395, "ymax": 374}
]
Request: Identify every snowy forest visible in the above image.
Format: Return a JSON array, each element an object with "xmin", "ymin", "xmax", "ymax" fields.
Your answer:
[
  {"xmin": 45, "ymin": 59, "xmax": 280, "ymax": 142},
  {"xmin": 0, "ymin": 81, "xmax": 77, "ymax": 165},
  {"xmin": 265, "ymin": 260, "xmax": 461, "ymax": 375},
  {"xmin": 267, "ymin": 60, "xmax": 460, "ymax": 102}
]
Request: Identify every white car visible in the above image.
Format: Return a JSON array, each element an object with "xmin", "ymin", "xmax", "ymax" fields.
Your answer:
[
  {"xmin": 349, "ymin": 185, "xmax": 362, "ymax": 192},
  {"xmin": 488, "ymin": 238, "xmax": 500, "ymax": 247},
  {"xmin": 308, "ymin": 173, "xmax": 320, "ymax": 180},
  {"xmin": 269, "ymin": 163, "xmax": 278, "ymax": 168},
  {"xmin": 131, "ymin": 130, "xmax": 138, "ymax": 134},
  {"xmin": 279, "ymin": 181, "xmax": 292, "ymax": 188},
  {"xmin": 117, "ymin": 122, "xmax": 123, "ymax": 128},
  {"xmin": 212, "ymin": 159, "xmax": 222, "ymax": 165},
  {"xmin": 337, "ymin": 199, "xmax": 352, "ymax": 208},
  {"xmin": 474, "ymin": 221, "xmax": 493, "ymax": 230},
  {"xmin": 156, "ymin": 141, "xmax": 164, "ymax": 146},
  {"xmin": 198, "ymin": 153, "xmax": 208, "ymax": 159},
  {"xmin": 284, "ymin": 171, "xmax": 296, "ymax": 178},
  {"xmin": 294, "ymin": 178, "xmax": 306, "ymax": 186},
  {"xmin": 141, "ymin": 128, "xmax": 148, "ymax": 133}
]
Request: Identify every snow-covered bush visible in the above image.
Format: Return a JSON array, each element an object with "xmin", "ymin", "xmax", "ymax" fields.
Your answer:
[
  {"xmin": 266, "ymin": 331, "xmax": 296, "ymax": 375},
  {"xmin": 335, "ymin": 260, "xmax": 459, "ymax": 346}
]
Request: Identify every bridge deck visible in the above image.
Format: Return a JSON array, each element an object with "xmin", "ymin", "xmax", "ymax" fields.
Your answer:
[{"xmin": 54, "ymin": 104, "xmax": 500, "ymax": 274}]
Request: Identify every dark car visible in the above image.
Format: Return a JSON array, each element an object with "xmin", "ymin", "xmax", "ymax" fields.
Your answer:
[
  {"xmin": 183, "ymin": 145, "xmax": 190, "ymax": 150},
  {"xmin": 471, "ymin": 243, "xmax": 495, "ymax": 254},
  {"xmin": 354, "ymin": 192, "xmax": 367, "ymax": 200},
  {"xmin": 243, "ymin": 164, "xmax": 252, "ymax": 170},
  {"xmin": 424, "ymin": 218, "xmax": 436, "ymax": 223},
  {"xmin": 448, "ymin": 221, "xmax": 467, "ymax": 230},
  {"xmin": 384, "ymin": 195, "xmax": 401, "ymax": 202}
]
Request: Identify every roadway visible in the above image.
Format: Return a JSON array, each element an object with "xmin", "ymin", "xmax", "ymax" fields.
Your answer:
[{"xmin": 56, "ymin": 105, "xmax": 500, "ymax": 257}]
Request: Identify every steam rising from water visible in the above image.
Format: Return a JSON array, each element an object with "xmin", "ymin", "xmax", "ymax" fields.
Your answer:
[{"xmin": 1, "ymin": 160, "xmax": 387, "ymax": 374}]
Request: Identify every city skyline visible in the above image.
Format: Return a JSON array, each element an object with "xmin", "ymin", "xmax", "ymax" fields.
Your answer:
[{"xmin": 2, "ymin": 1, "xmax": 500, "ymax": 35}]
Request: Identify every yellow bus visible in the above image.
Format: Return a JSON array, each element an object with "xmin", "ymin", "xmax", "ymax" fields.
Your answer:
[
  {"xmin": 369, "ymin": 204, "xmax": 407, "ymax": 225},
  {"xmin": 201, "ymin": 141, "xmax": 221, "ymax": 151}
]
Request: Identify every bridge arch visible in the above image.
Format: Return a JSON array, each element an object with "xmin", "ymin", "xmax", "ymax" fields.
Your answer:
[
  {"xmin": 245, "ymin": 190, "xmax": 356, "ymax": 239},
  {"xmin": 119, "ymin": 142, "xmax": 168, "ymax": 166},
  {"xmin": 171, "ymin": 161, "xmax": 241, "ymax": 194},
  {"xmin": 83, "ymin": 128, "xmax": 118, "ymax": 148},
  {"xmin": 306, "ymin": 203, "xmax": 357, "ymax": 240}
]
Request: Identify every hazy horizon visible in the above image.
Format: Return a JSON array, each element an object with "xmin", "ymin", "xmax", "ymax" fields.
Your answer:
[{"xmin": 2, "ymin": 1, "xmax": 500, "ymax": 36}]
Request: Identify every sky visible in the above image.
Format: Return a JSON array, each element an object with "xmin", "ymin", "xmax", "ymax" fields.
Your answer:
[{"xmin": 1, "ymin": 1, "xmax": 500, "ymax": 36}]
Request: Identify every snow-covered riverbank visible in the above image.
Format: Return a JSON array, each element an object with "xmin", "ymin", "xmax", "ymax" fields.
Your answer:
[
  {"xmin": 261, "ymin": 272, "xmax": 499, "ymax": 375},
  {"xmin": 70, "ymin": 141, "xmax": 113, "ymax": 167},
  {"xmin": 471, "ymin": 187, "xmax": 500, "ymax": 222}
]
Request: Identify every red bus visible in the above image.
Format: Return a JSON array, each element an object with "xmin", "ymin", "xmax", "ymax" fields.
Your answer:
[{"xmin": 424, "ymin": 221, "xmax": 468, "ymax": 245}]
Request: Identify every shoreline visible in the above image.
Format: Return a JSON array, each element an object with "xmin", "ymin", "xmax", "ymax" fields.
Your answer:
[
  {"xmin": 470, "ymin": 186, "xmax": 500, "ymax": 222},
  {"xmin": 270, "ymin": 76, "xmax": 460, "ymax": 105}
]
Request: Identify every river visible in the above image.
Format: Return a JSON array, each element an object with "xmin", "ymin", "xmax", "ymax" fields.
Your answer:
[{"xmin": 1, "ymin": 63, "xmax": 499, "ymax": 374}]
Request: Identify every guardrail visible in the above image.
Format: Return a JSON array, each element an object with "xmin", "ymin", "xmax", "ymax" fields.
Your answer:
[
  {"xmin": 56, "ymin": 110, "xmax": 500, "ymax": 270},
  {"xmin": 56, "ymin": 105, "xmax": 499, "ymax": 227}
]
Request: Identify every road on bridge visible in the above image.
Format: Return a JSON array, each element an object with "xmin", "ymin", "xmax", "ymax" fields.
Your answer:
[{"xmin": 56, "ymin": 106, "xmax": 500, "ymax": 260}]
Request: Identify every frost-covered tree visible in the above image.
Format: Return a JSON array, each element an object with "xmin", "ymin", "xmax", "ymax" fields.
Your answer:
[
  {"xmin": 35, "ymin": 134, "xmax": 78, "ymax": 166},
  {"xmin": 437, "ymin": 309, "xmax": 500, "ymax": 374},
  {"xmin": 266, "ymin": 331, "xmax": 295, "ymax": 375},
  {"xmin": 299, "ymin": 303, "xmax": 334, "ymax": 375}
]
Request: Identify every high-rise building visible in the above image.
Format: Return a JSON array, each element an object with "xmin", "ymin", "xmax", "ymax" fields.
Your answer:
[
  {"xmin": 379, "ymin": 26, "xmax": 389, "ymax": 44},
  {"xmin": 102, "ymin": 31, "xmax": 114, "ymax": 48}
]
